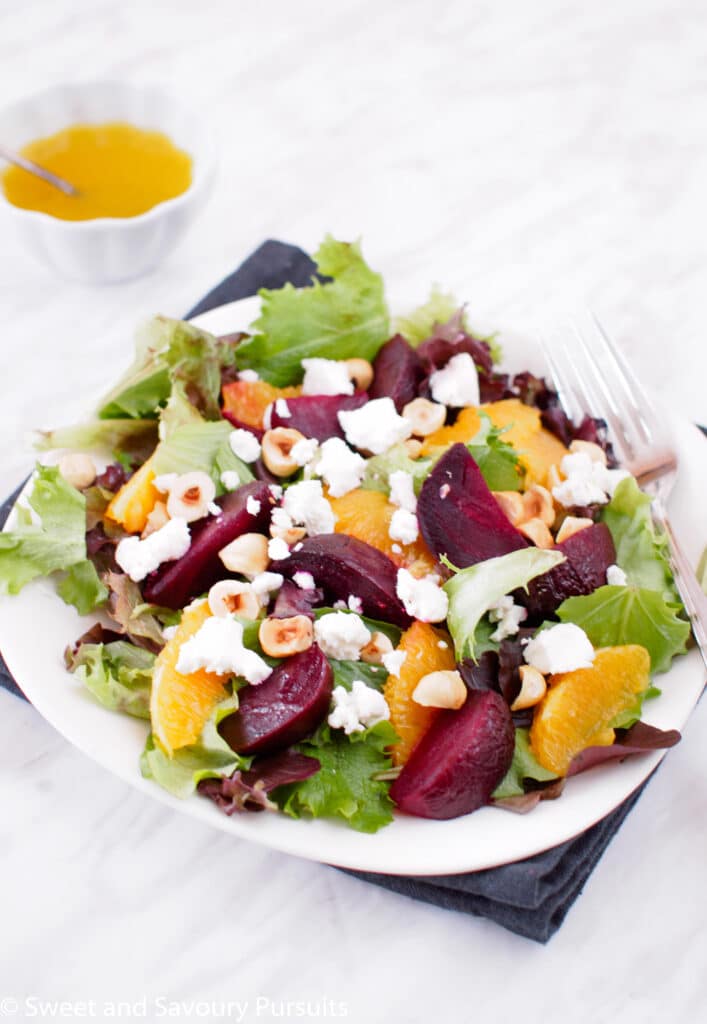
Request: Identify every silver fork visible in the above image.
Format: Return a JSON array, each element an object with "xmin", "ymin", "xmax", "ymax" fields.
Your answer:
[{"xmin": 538, "ymin": 311, "xmax": 707, "ymax": 671}]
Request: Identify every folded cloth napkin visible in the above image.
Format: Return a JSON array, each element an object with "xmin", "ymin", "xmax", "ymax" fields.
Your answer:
[{"xmin": 0, "ymin": 240, "xmax": 678, "ymax": 943}]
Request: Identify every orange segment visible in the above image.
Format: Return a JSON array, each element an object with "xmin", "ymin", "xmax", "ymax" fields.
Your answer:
[
  {"xmin": 518, "ymin": 428, "xmax": 569, "ymax": 488},
  {"xmin": 421, "ymin": 406, "xmax": 482, "ymax": 452},
  {"xmin": 384, "ymin": 621, "xmax": 457, "ymax": 765},
  {"xmin": 150, "ymin": 601, "xmax": 230, "ymax": 756},
  {"xmin": 529, "ymin": 645, "xmax": 651, "ymax": 775},
  {"xmin": 222, "ymin": 380, "xmax": 301, "ymax": 430},
  {"xmin": 329, "ymin": 488, "xmax": 437, "ymax": 578},
  {"xmin": 105, "ymin": 457, "xmax": 158, "ymax": 534}
]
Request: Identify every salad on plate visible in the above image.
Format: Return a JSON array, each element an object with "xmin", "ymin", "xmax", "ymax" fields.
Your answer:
[{"xmin": 0, "ymin": 237, "xmax": 690, "ymax": 833}]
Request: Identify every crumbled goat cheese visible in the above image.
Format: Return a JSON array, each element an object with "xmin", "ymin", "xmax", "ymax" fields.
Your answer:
[
  {"xmin": 153, "ymin": 473, "xmax": 178, "ymax": 494},
  {"xmin": 115, "ymin": 518, "xmax": 191, "ymax": 582},
  {"xmin": 271, "ymin": 506, "xmax": 294, "ymax": 531},
  {"xmin": 524, "ymin": 623, "xmax": 595, "ymax": 674},
  {"xmin": 314, "ymin": 611, "xmax": 371, "ymax": 661},
  {"xmin": 220, "ymin": 471, "xmax": 242, "ymax": 492},
  {"xmin": 389, "ymin": 508, "xmax": 419, "ymax": 545},
  {"xmin": 395, "ymin": 568, "xmax": 449, "ymax": 623},
  {"xmin": 263, "ymin": 404, "xmax": 273, "ymax": 430},
  {"xmin": 250, "ymin": 572, "xmax": 284, "ymax": 603},
  {"xmin": 268, "ymin": 537, "xmax": 290, "ymax": 561},
  {"xmin": 429, "ymin": 353, "xmax": 480, "ymax": 407},
  {"xmin": 382, "ymin": 649, "xmax": 407, "ymax": 677},
  {"xmin": 391, "ymin": 543, "xmax": 402, "ymax": 554},
  {"xmin": 208, "ymin": 501, "xmax": 222, "ymax": 516},
  {"xmin": 552, "ymin": 452, "xmax": 630, "ymax": 508},
  {"xmin": 388, "ymin": 470, "xmax": 417, "ymax": 512},
  {"xmin": 274, "ymin": 398, "xmax": 291, "ymax": 418},
  {"xmin": 229, "ymin": 429, "xmax": 261, "ymax": 463},
  {"xmin": 162, "ymin": 625, "xmax": 178, "ymax": 641},
  {"xmin": 347, "ymin": 595, "xmax": 363, "ymax": 613},
  {"xmin": 606, "ymin": 564, "xmax": 628, "ymax": 586},
  {"xmin": 269, "ymin": 484, "xmax": 284, "ymax": 501},
  {"xmin": 437, "ymin": 640, "xmax": 448, "ymax": 649},
  {"xmin": 293, "ymin": 571, "xmax": 316, "ymax": 590},
  {"xmin": 291, "ymin": 437, "xmax": 319, "ymax": 466},
  {"xmin": 315, "ymin": 437, "xmax": 367, "ymax": 497},
  {"xmin": 301, "ymin": 357, "xmax": 354, "ymax": 397},
  {"xmin": 338, "ymin": 397, "xmax": 412, "ymax": 455},
  {"xmin": 246, "ymin": 496, "xmax": 262, "ymax": 516},
  {"xmin": 175, "ymin": 615, "xmax": 271, "ymax": 684},
  {"xmin": 282, "ymin": 480, "xmax": 336, "ymax": 535},
  {"xmin": 237, "ymin": 369, "xmax": 260, "ymax": 382},
  {"xmin": 327, "ymin": 680, "xmax": 390, "ymax": 735},
  {"xmin": 488, "ymin": 595, "xmax": 528, "ymax": 643}
]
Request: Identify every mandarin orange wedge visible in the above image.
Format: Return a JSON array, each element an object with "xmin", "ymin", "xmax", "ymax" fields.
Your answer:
[
  {"xmin": 529, "ymin": 645, "xmax": 651, "ymax": 775},
  {"xmin": 105, "ymin": 457, "xmax": 158, "ymax": 534},
  {"xmin": 221, "ymin": 380, "xmax": 301, "ymax": 430},
  {"xmin": 384, "ymin": 621, "xmax": 457, "ymax": 765},
  {"xmin": 150, "ymin": 601, "xmax": 230, "ymax": 756}
]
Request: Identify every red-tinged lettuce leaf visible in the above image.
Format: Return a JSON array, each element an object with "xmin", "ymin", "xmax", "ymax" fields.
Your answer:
[
  {"xmin": 103, "ymin": 571, "xmax": 168, "ymax": 651},
  {"xmin": 198, "ymin": 751, "xmax": 321, "ymax": 815},
  {"xmin": 493, "ymin": 780, "xmax": 566, "ymax": 814},
  {"xmin": 567, "ymin": 721, "xmax": 681, "ymax": 777}
]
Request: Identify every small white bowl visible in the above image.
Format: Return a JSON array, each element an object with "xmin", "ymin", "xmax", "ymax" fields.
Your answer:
[{"xmin": 0, "ymin": 81, "xmax": 215, "ymax": 284}]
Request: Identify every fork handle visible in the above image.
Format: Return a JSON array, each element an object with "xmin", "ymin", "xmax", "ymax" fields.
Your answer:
[{"xmin": 652, "ymin": 498, "xmax": 707, "ymax": 673}]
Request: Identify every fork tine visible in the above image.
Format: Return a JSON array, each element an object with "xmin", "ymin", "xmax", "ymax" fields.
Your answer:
[
  {"xmin": 537, "ymin": 329, "xmax": 587, "ymax": 424},
  {"xmin": 589, "ymin": 312, "xmax": 654, "ymax": 446},
  {"xmin": 567, "ymin": 324, "xmax": 636, "ymax": 463}
]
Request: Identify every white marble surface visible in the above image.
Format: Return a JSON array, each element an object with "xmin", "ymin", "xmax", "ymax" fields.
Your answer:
[{"xmin": 1, "ymin": 0, "xmax": 706, "ymax": 1020}]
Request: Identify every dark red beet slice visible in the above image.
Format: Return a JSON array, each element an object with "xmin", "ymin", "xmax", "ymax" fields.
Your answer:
[
  {"xmin": 390, "ymin": 690, "xmax": 515, "ymax": 820},
  {"xmin": 272, "ymin": 579, "xmax": 324, "ymax": 619},
  {"xmin": 369, "ymin": 335, "xmax": 424, "ymax": 412},
  {"xmin": 270, "ymin": 392, "xmax": 368, "ymax": 442},
  {"xmin": 221, "ymin": 411, "xmax": 265, "ymax": 441},
  {"xmin": 198, "ymin": 750, "xmax": 320, "ymax": 814},
  {"xmin": 219, "ymin": 644, "xmax": 333, "ymax": 756},
  {"xmin": 521, "ymin": 522, "xmax": 616, "ymax": 619},
  {"xmin": 417, "ymin": 443, "xmax": 527, "ymax": 570},
  {"xmin": 142, "ymin": 482, "xmax": 274, "ymax": 609},
  {"xmin": 269, "ymin": 534, "xmax": 412, "ymax": 628},
  {"xmin": 417, "ymin": 333, "xmax": 493, "ymax": 376}
]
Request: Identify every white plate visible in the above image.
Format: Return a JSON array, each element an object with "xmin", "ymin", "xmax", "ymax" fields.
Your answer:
[{"xmin": 1, "ymin": 297, "xmax": 705, "ymax": 876}]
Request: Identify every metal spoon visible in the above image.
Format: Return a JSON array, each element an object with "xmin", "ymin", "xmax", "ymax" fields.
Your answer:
[{"xmin": 0, "ymin": 144, "xmax": 81, "ymax": 197}]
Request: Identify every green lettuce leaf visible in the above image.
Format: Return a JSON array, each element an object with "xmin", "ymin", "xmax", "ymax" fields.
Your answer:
[
  {"xmin": 557, "ymin": 585, "xmax": 690, "ymax": 674},
  {"xmin": 151, "ymin": 420, "xmax": 253, "ymax": 492},
  {"xmin": 466, "ymin": 415, "xmax": 524, "ymax": 491},
  {"xmin": 140, "ymin": 696, "xmax": 246, "ymax": 799},
  {"xmin": 329, "ymin": 659, "xmax": 388, "ymax": 692},
  {"xmin": 35, "ymin": 419, "xmax": 157, "ymax": 460},
  {"xmin": 235, "ymin": 236, "xmax": 389, "ymax": 385},
  {"xmin": 57, "ymin": 560, "xmax": 109, "ymax": 614},
  {"xmin": 0, "ymin": 465, "xmax": 87, "ymax": 595},
  {"xmin": 392, "ymin": 284, "xmax": 502, "ymax": 362},
  {"xmin": 443, "ymin": 548, "xmax": 565, "ymax": 661},
  {"xmin": 278, "ymin": 720, "xmax": 397, "ymax": 833},
  {"xmin": 68, "ymin": 640, "xmax": 155, "ymax": 719},
  {"xmin": 492, "ymin": 729, "xmax": 558, "ymax": 799},
  {"xmin": 103, "ymin": 572, "xmax": 168, "ymax": 647},
  {"xmin": 361, "ymin": 444, "xmax": 433, "ymax": 496}
]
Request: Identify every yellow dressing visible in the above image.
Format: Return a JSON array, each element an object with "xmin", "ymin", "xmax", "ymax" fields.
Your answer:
[{"xmin": 2, "ymin": 121, "xmax": 192, "ymax": 221}]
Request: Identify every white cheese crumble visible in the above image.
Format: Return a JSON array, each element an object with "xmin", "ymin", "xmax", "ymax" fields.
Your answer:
[
  {"xmin": 250, "ymin": 572, "xmax": 284, "ymax": 603},
  {"xmin": 395, "ymin": 568, "xmax": 449, "ymax": 623},
  {"xmin": 301, "ymin": 357, "xmax": 354, "ymax": 397},
  {"xmin": 246, "ymin": 496, "xmax": 262, "ymax": 516},
  {"xmin": 220, "ymin": 471, "xmax": 242, "ymax": 492},
  {"xmin": 389, "ymin": 508, "xmax": 419, "ymax": 545},
  {"xmin": 268, "ymin": 484, "xmax": 284, "ymax": 501},
  {"xmin": 153, "ymin": 473, "xmax": 178, "ymax": 494},
  {"xmin": 338, "ymin": 397, "xmax": 412, "ymax": 455},
  {"xmin": 388, "ymin": 470, "xmax": 417, "ymax": 512},
  {"xmin": 291, "ymin": 437, "xmax": 319, "ymax": 466},
  {"xmin": 606, "ymin": 564, "xmax": 628, "ymax": 586},
  {"xmin": 115, "ymin": 518, "xmax": 191, "ymax": 582},
  {"xmin": 552, "ymin": 452, "xmax": 630, "ymax": 508},
  {"xmin": 347, "ymin": 595, "xmax": 363, "ymax": 613},
  {"xmin": 267, "ymin": 537, "xmax": 290, "ymax": 561},
  {"xmin": 229, "ymin": 429, "xmax": 261, "ymax": 463},
  {"xmin": 175, "ymin": 615, "xmax": 271, "ymax": 684},
  {"xmin": 487, "ymin": 595, "xmax": 528, "ymax": 643},
  {"xmin": 162, "ymin": 625, "xmax": 178, "ymax": 641},
  {"xmin": 208, "ymin": 501, "xmax": 222, "ymax": 517},
  {"xmin": 274, "ymin": 398, "xmax": 291, "ymax": 418},
  {"xmin": 293, "ymin": 571, "xmax": 316, "ymax": 590},
  {"xmin": 429, "ymin": 352, "xmax": 480, "ymax": 407},
  {"xmin": 524, "ymin": 623, "xmax": 595, "ymax": 674},
  {"xmin": 327, "ymin": 680, "xmax": 390, "ymax": 735},
  {"xmin": 382, "ymin": 649, "xmax": 407, "ymax": 677},
  {"xmin": 282, "ymin": 480, "xmax": 336, "ymax": 535},
  {"xmin": 237, "ymin": 369, "xmax": 260, "ymax": 382},
  {"xmin": 315, "ymin": 437, "xmax": 367, "ymax": 497},
  {"xmin": 314, "ymin": 611, "xmax": 371, "ymax": 661}
]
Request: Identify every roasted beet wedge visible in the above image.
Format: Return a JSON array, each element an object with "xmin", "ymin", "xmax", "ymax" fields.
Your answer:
[
  {"xmin": 219, "ymin": 644, "xmax": 333, "ymax": 756},
  {"xmin": 221, "ymin": 411, "xmax": 265, "ymax": 441},
  {"xmin": 390, "ymin": 690, "xmax": 515, "ymax": 819},
  {"xmin": 270, "ymin": 392, "xmax": 368, "ymax": 442},
  {"xmin": 272, "ymin": 579, "xmax": 324, "ymax": 619},
  {"xmin": 521, "ymin": 522, "xmax": 616, "ymax": 619},
  {"xmin": 417, "ymin": 333, "xmax": 493, "ymax": 376},
  {"xmin": 369, "ymin": 335, "xmax": 424, "ymax": 412},
  {"xmin": 142, "ymin": 482, "xmax": 274, "ymax": 609},
  {"xmin": 269, "ymin": 534, "xmax": 412, "ymax": 628},
  {"xmin": 417, "ymin": 443, "xmax": 527, "ymax": 569}
]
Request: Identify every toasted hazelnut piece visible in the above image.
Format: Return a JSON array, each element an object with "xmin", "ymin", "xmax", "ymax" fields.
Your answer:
[
  {"xmin": 360, "ymin": 631, "xmax": 394, "ymax": 665},
  {"xmin": 269, "ymin": 522, "xmax": 308, "ymax": 545},
  {"xmin": 58, "ymin": 452, "xmax": 96, "ymax": 491},
  {"xmin": 141, "ymin": 500, "xmax": 170, "ymax": 538},
  {"xmin": 569, "ymin": 439, "xmax": 607, "ymax": 466},
  {"xmin": 511, "ymin": 665, "xmax": 547, "ymax": 711},
  {"xmin": 555, "ymin": 515, "xmax": 594, "ymax": 544},
  {"xmin": 259, "ymin": 614, "xmax": 314, "ymax": 657},
  {"xmin": 219, "ymin": 533, "xmax": 269, "ymax": 576},
  {"xmin": 167, "ymin": 471, "xmax": 216, "ymax": 522},
  {"xmin": 519, "ymin": 517, "xmax": 554, "ymax": 549},
  {"xmin": 548, "ymin": 464, "xmax": 562, "ymax": 490},
  {"xmin": 413, "ymin": 669, "xmax": 467, "ymax": 710},
  {"xmin": 404, "ymin": 438, "xmax": 424, "ymax": 459},
  {"xmin": 344, "ymin": 357, "xmax": 374, "ymax": 391},
  {"xmin": 402, "ymin": 397, "xmax": 447, "ymax": 437},
  {"xmin": 208, "ymin": 580, "xmax": 261, "ymax": 620},
  {"xmin": 522, "ymin": 484, "xmax": 555, "ymax": 527},
  {"xmin": 261, "ymin": 427, "xmax": 307, "ymax": 477},
  {"xmin": 494, "ymin": 490, "xmax": 525, "ymax": 526}
]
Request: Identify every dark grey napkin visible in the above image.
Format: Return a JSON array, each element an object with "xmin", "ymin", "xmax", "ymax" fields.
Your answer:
[{"xmin": 0, "ymin": 240, "xmax": 684, "ymax": 943}]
